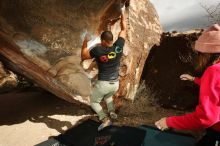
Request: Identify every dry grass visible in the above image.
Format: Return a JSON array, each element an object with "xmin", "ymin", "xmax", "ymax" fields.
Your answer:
[{"xmin": 116, "ymin": 82, "xmax": 186, "ymax": 127}]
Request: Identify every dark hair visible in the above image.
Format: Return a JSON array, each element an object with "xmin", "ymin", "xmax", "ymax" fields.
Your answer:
[
  {"xmin": 101, "ymin": 31, "xmax": 113, "ymax": 42},
  {"xmin": 195, "ymin": 53, "xmax": 220, "ymax": 72}
]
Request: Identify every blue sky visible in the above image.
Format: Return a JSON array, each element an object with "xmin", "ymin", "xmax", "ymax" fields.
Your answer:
[{"xmin": 150, "ymin": 0, "xmax": 220, "ymax": 31}]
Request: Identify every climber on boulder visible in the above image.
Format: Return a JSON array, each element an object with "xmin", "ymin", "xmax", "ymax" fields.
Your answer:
[{"xmin": 81, "ymin": 10, "xmax": 126, "ymax": 131}]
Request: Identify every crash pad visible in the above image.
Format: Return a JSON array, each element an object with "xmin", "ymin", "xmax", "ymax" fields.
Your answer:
[
  {"xmin": 139, "ymin": 125, "xmax": 196, "ymax": 146},
  {"xmin": 36, "ymin": 119, "xmax": 146, "ymax": 146},
  {"xmin": 36, "ymin": 120, "xmax": 197, "ymax": 146}
]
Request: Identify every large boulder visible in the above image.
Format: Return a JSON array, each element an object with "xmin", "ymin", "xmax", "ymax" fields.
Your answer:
[
  {"xmin": 0, "ymin": 0, "xmax": 162, "ymax": 105},
  {"xmin": 143, "ymin": 30, "xmax": 203, "ymax": 110}
]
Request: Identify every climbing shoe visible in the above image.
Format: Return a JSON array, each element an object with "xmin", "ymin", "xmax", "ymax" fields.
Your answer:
[{"xmin": 98, "ymin": 118, "xmax": 112, "ymax": 131}]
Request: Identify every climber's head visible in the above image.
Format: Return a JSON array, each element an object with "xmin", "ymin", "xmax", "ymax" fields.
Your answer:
[{"xmin": 101, "ymin": 31, "xmax": 113, "ymax": 47}]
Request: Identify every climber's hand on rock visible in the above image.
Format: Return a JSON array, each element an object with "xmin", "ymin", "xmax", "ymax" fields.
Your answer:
[
  {"xmin": 121, "ymin": 6, "xmax": 125, "ymax": 15},
  {"xmin": 155, "ymin": 117, "xmax": 169, "ymax": 131},
  {"xmin": 84, "ymin": 33, "xmax": 92, "ymax": 42},
  {"xmin": 180, "ymin": 74, "xmax": 194, "ymax": 81},
  {"xmin": 125, "ymin": 0, "xmax": 130, "ymax": 7},
  {"xmin": 108, "ymin": 18, "xmax": 120, "ymax": 25}
]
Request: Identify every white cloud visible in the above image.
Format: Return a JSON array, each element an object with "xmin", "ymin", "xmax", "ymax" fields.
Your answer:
[{"xmin": 150, "ymin": 0, "xmax": 220, "ymax": 31}]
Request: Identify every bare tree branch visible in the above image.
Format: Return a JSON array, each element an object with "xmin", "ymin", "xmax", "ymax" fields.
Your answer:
[{"xmin": 200, "ymin": 2, "xmax": 220, "ymax": 24}]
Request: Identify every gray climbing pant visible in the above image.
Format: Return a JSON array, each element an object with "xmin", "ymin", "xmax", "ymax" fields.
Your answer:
[{"xmin": 90, "ymin": 80, "xmax": 119, "ymax": 120}]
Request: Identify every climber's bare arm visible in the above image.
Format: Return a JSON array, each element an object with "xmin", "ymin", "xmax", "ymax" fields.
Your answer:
[
  {"xmin": 118, "ymin": 10, "xmax": 126, "ymax": 39},
  {"xmin": 81, "ymin": 34, "xmax": 92, "ymax": 61}
]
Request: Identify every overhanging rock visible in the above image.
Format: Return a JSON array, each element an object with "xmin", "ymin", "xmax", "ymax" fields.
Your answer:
[{"xmin": 0, "ymin": 0, "xmax": 162, "ymax": 105}]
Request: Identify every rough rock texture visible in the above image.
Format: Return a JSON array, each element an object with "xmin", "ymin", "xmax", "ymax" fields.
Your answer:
[
  {"xmin": 143, "ymin": 30, "xmax": 203, "ymax": 110},
  {"xmin": 0, "ymin": 0, "xmax": 162, "ymax": 105},
  {"xmin": 116, "ymin": 0, "xmax": 162, "ymax": 101},
  {"xmin": 0, "ymin": 61, "xmax": 17, "ymax": 91}
]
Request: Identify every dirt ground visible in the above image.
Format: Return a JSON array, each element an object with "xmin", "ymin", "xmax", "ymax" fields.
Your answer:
[{"xmin": 0, "ymin": 86, "xmax": 201, "ymax": 146}]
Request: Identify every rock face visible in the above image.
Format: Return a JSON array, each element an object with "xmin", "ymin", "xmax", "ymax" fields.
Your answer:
[
  {"xmin": 116, "ymin": 0, "xmax": 162, "ymax": 100},
  {"xmin": 143, "ymin": 30, "xmax": 203, "ymax": 110},
  {"xmin": 0, "ymin": 0, "xmax": 161, "ymax": 105},
  {"xmin": 0, "ymin": 61, "xmax": 17, "ymax": 90}
]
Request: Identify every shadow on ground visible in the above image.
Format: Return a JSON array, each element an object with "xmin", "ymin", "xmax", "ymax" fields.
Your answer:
[{"xmin": 0, "ymin": 87, "xmax": 93, "ymax": 133}]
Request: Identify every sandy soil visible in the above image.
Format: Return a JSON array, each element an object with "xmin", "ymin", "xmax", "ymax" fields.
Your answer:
[
  {"xmin": 0, "ymin": 87, "xmax": 93, "ymax": 146},
  {"xmin": 0, "ymin": 87, "xmax": 200, "ymax": 146}
]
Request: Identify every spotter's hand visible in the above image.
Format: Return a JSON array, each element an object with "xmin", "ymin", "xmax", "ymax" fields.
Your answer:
[
  {"xmin": 155, "ymin": 117, "xmax": 169, "ymax": 131},
  {"xmin": 180, "ymin": 74, "xmax": 194, "ymax": 81}
]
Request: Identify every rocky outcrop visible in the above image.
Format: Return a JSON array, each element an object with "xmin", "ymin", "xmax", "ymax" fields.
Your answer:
[
  {"xmin": 0, "ymin": 61, "xmax": 17, "ymax": 91},
  {"xmin": 116, "ymin": 0, "xmax": 162, "ymax": 100},
  {"xmin": 0, "ymin": 0, "xmax": 162, "ymax": 105},
  {"xmin": 143, "ymin": 30, "xmax": 203, "ymax": 110}
]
